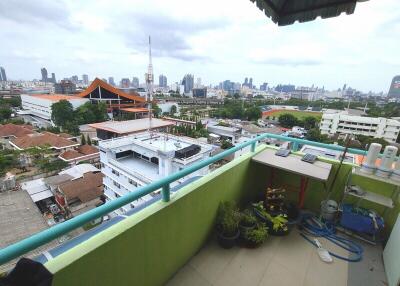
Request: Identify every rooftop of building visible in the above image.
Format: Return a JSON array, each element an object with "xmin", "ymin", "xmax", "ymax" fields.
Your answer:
[
  {"xmin": 9, "ymin": 132, "xmax": 80, "ymax": 150},
  {"xmin": 58, "ymin": 163, "xmax": 99, "ymax": 180},
  {"xmin": 120, "ymin": 107, "xmax": 149, "ymax": 113},
  {"xmin": 59, "ymin": 145, "xmax": 99, "ymax": 162},
  {"xmin": 0, "ymin": 123, "xmax": 36, "ymax": 138},
  {"xmin": 22, "ymin": 94, "xmax": 86, "ymax": 101},
  {"xmin": 89, "ymin": 118, "xmax": 175, "ymax": 135},
  {"xmin": 99, "ymin": 132, "xmax": 214, "ymax": 155},
  {"xmin": 58, "ymin": 172, "xmax": 103, "ymax": 203}
]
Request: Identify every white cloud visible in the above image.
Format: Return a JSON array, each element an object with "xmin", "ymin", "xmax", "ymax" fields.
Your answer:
[{"xmin": 0, "ymin": 0, "xmax": 399, "ymax": 92}]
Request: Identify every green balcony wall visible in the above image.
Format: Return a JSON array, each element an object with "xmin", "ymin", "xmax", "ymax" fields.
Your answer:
[
  {"xmin": 48, "ymin": 146, "xmax": 270, "ymax": 286},
  {"xmin": 47, "ymin": 145, "xmax": 399, "ymax": 286}
]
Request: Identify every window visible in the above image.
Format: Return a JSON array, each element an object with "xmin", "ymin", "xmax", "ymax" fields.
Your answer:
[
  {"xmin": 112, "ymin": 169, "xmax": 120, "ymax": 176},
  {"xmin": 113, "ymin": 181, "xmax": 120, "ymax": 188},
  {"xmin": 101, "ymin": 163, "xmax": 105, "ymax": 168},
  {"xmin": 115, "ymin": 192, "xmax": 120, "ymax": 198},
  {"xmin": 128, "ymin": 179, "xmax": 137, "ymax": 187}
]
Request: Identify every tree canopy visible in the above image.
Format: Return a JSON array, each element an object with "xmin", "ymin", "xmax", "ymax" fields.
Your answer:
[{"xmin": 51, "ymin": 100, "xmax": 75, "ymax": 129}]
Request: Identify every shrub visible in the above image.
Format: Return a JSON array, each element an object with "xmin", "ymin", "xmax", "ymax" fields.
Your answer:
[
  {"xmin": 217, "ymin": 201, "xmax": 240, "ymax": 236},
  {"xmin": 243, "ymin": 223, "xmax": 268, "ymax": 245}
]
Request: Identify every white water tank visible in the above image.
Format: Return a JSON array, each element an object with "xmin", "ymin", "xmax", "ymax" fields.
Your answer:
[
  {"xmin": 390, "ymin": 159, "xmax": 400, "ymax": 181},
  {"xmin": 376, "ymin": 146, "xmax": 398, "ymax": 178},
  {"xmin": 360, "ymin": 143, "xmax": 382, "ymax": 174}
]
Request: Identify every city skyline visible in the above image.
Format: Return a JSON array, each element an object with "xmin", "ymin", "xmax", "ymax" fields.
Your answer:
[{"xmin": 0, "ymin": 0, "xmax": 399, "ymax": 92}]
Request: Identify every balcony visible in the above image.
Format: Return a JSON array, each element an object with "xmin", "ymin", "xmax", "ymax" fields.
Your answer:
[{"xmin": 0, "ymin": 134, "xmax": 398, "ymax": 286}]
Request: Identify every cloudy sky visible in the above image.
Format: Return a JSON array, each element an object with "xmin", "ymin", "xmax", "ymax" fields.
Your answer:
[{"xmin": 1, "ymin": 0, "xmax": 399, "ymax": 92}]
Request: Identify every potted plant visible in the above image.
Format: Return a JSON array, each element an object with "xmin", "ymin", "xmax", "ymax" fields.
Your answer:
[
  {"xmin": 239, "ymin": 209, "xmax": 257, "ymax": 235},
  {"xmin": 242, "ymin": 223, "xmax": 269, "ymax": 248},
  {"xmin": 216, "ymin": 201, "xmax": 240, "ymax": 249},
  {"xmin": 252, "ymin": 201, "xmax": 289, "ymax": 236}
]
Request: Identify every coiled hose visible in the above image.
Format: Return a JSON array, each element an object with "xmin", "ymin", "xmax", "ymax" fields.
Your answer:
[{"xmin": 299, "ymin": 214, "xmax": 363, "ymax": 262}]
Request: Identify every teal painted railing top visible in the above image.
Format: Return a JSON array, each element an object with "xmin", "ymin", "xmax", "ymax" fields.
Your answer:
[{"xmin": 0, "ymin": 133, "xmax": 369, "ymax": 265}]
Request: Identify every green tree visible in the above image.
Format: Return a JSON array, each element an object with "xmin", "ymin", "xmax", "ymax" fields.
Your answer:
[
  {"xmin": 170, "ymin": 105, "xmax": 177, "ymax": 115},
  {"xmin": 303, "ymin": 116, "xmax": 318, "ymax": 130},
  {"xmin": 305, "ymin": 128, "xmax": 332, "ymax": 144},
  {"xmin": 244, "ymin": 106, "xmax": 262, "ymax": 121},
  {"xmin": 51, "ymin": 100, "xmax": 74, "ymax": 129},
  {"xmin": 152, "ymin": 103, "xmax": 162, "ymax": 118},
  {"xmin": 81, "ymin": 134, "xmax": 86, "ymax": 145},
  {"xmin": 0, "ymin": 108, "xmax": 12, "ymax": 121},
  {"xmin": 87, "ymin": 135, "xmax": 92, "ymax": 145},
  {"xmin": 278, "ymin": 113, "xmax": 298, "ymax": 128}
]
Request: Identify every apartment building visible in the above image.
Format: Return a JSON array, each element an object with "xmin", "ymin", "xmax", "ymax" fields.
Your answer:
[
  {"xmin": 320, "ymin": 112, "xmax": 400, "ymax": 142},
  {"xmin": 98, "ymin": 132, "xmax": 214, "ymax": 215}
]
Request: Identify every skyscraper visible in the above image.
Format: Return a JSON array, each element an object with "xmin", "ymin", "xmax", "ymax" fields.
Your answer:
[
  {"xmin": 82, "ymin": 74, "xmax": 89, "ymax": 85},
  {"xmin": 0, "ymin": 67, "xmax": 7, "ymax": 81},
  {"xmin": 388, "ymin": 75, "xmax": 400, "ymax": 98},
  {"xmin": 260, "ymin": 82, "xmax": 268, "ymax": 91},
  {"xmin": 108, "ymin": 77, "xmax": 115, "ymax": 86},
  {"xmin": 131, "ymin": 77, "xmax": 139, "ymax": 88},
  {"xmin": 159, "ymin": 74, "xmax": 167, "ymax": 87},
  {"xmin": 51, "ymin": 73, "xmax": 56, "ymax": 84},
  {"xmin": 120, "ymin": 78, "xmax": 131, "ymax": 88},
  {"xmin": 249, "ymin": 78, "xmax": 253, "ymax": 89},
  {"xmin": 41, "ymin": 68, "xmax": 48, "ymax": 82},
  {"xmin": 243, "ymin": 77, "xmax": 248, "ymax": 87},
  {"xmin": 182, "ymin": 74, "xmax": 194, "ymax": 93},
  {"xmin": 71, "ymin": 75, "xmax": 79, "ymax": 84}
]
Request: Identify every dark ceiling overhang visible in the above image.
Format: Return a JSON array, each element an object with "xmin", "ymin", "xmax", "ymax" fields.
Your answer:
[{"xmin": 250, "ymin": 0, "xmax": 368, "ymax": 26}]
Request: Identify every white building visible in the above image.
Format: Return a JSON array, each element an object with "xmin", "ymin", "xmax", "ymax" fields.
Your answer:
[
  {"xmin": 20, "ymin": 94, "xmax": 88, "ymax": 125},
  {"xmin": 320, "ymin": 113, "xmax": 400, "ymax": 142},
  {"xmin": 99, "ymin": 132, "xmax": 214, "ymax": 214}
]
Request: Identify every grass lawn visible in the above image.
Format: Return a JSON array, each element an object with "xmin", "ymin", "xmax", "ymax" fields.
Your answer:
[{"xmin": 263, "ymin": 109, "xmax": 322, "ymax": 120}]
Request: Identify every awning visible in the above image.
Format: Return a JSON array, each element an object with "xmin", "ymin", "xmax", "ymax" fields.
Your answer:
[
  {"xmin": 31, "ymin": 190, "xmax": 54, "ymax": 202},
  {"xmin": 250, "ymin": 0, "xmax": 368, "ymax": 26}
]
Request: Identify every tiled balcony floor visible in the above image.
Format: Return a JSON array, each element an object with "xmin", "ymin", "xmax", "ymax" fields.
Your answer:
[{"xmin": 167, "ymin": 228, "xmax": 387, "ymax": 286}]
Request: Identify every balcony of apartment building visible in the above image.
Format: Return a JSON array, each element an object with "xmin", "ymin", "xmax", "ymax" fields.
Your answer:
[{"xmin": 0, "ymin": 134, "xmax": 399, "ymax": 286}]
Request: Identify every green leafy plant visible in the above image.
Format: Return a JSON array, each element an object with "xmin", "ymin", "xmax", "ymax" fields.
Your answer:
[
  {"xmin": 252, "ymin": 201, "xmax": 288, "ymax": 232},
  {"xmin": 240, "ymin": 209, "xmax": 257, "ymax": 227},
  {"xmin": 243, "ymin": 223, "xmax": 268, "ymax": 245},
  {"xmin": 217, "ymin": 201, "xmax": 240, "ymax": 236}
]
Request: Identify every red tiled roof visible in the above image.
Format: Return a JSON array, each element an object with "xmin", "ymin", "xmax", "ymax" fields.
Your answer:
[
  {"xmin": 0, "ymin": 123, "xmax": 36, "ymax": 138},
  {"xmin": 78, "ymin": 78, "xmax": 146, "ymax": 103},
  {"xmin": 120, "ymin": 107, "xmax": 150, "ymax": 113},
  {"xmin": 59, "ymin": 172, "xmax": 103, "ymax": 203},
  {"xmin": 10, "ymin": 132, "xmax": 79, "ymax": 150},
  {"xmin": 59, "ymin": 145, "xmax": 99, "ymax": 161},
  {"xmin": 58, "ymin": 132, "xmax": 75, "ymax": 139},
  {"xmin": 29, "ymin": 94, "xmax": 85, "ymax": 101}
]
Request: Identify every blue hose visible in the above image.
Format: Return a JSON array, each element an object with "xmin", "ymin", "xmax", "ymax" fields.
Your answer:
[{"xmin": 299, "ymin": 214, "xmax": 363, "ymax": 262}]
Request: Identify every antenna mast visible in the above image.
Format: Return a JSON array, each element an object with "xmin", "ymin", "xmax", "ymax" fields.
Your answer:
[{"xmin": 145, "ymin": 36, "xmax": 154, "ymax": 136}]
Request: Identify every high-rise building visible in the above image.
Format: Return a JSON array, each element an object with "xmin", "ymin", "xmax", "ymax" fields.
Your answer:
[
  {"xmin": 54, "ymin": 80, "xmax": 76, "ymax": 94},
  {"xmin": 98, "ymin": 132, "xmax": 213, "ymax": 215},
  {"xmin": 82, "ymin": 74, "xmax": 89, "ymax": 85},
  {"xmin": 108, "ymin": 77, "xmax": 115, "ymax": 86},
  {"xmin": 51, "ymin": 73, "xmax": 56, "ymax": 84},
  {"xmin": 41, "ymin": 68, "xmax": 48, "ymax": 82},
  {"xmin": 0, "ymin": 67, "xmax": 7, "ymax": 81},
  {"xmin": 192, "ymin": 88, "xmax": 207, "ymax": 98},
  {"xmin": 159, "ymin": 74, "xmax": 167, "ymax": 88},
  {"xmin": 243, "ymin": 77, "xmax": 248, "ymax": 87},
  {"xmin": 182, "ymin": 74, "xmax": 194, "ymax": 93},
  {"xmin": 388, "ymin": 75, "xmax": 400, "ymax": 98},
  {"xmin": 260, "ymin": 82, "xmax": 268, "ymax": 91},
  {"xmin": 71, "ymin": 75, "xmax": 79, "ymax": 84},
  {"xmin": 222, "ymin": 80, "xmax": 234, "ymax": 91},
  {"xmin": 120, "ymin": 78, "xmax": 131, "ymax": 88},
  {"xmin": 249, "ymin": 78, "xmax": 253, "ymax": 89},
  {"xmin": 131, "ymin": 77, "xmax": 139, "ymax": 88},
  {"xmin": 196, "ymin": 77, "xmax": 202, "ymax": 88}
]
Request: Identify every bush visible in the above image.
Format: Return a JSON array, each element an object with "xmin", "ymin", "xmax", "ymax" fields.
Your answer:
[
  {"xmin": 240, "ymin": 209, "xmax": 257, "ymax": 227},
  {"xmin": 217, "ymin": 201, "xmax": 240, "ymax": 236},
  {"xmin": 243, "ymin": 223, "xmax": 268, "ymax": 245}
]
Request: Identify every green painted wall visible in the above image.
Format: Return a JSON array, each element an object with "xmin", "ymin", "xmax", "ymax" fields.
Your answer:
[
  {"xmin": 48, "ymin": 145, "xmax": 399, "ymax": 286},
  {"xmin": 49, "ymin": 147, "xmax": 269, "ymax": 286}
]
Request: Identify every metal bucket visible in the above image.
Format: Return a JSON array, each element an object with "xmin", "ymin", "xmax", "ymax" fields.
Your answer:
[{"xmin": 320, "ymin": 200, "xmax": 338, "ymax": 221}]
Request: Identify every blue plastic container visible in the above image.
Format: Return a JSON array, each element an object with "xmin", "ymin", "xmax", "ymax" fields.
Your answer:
[{"xmin": 340, "ymin": 204, "xmax": 384, "ymax": 235}]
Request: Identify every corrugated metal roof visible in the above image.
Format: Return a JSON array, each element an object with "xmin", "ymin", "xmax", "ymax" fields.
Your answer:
[{"xmin": 250, "ymin": 0, "xmax": 368, "ymax": 26}]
